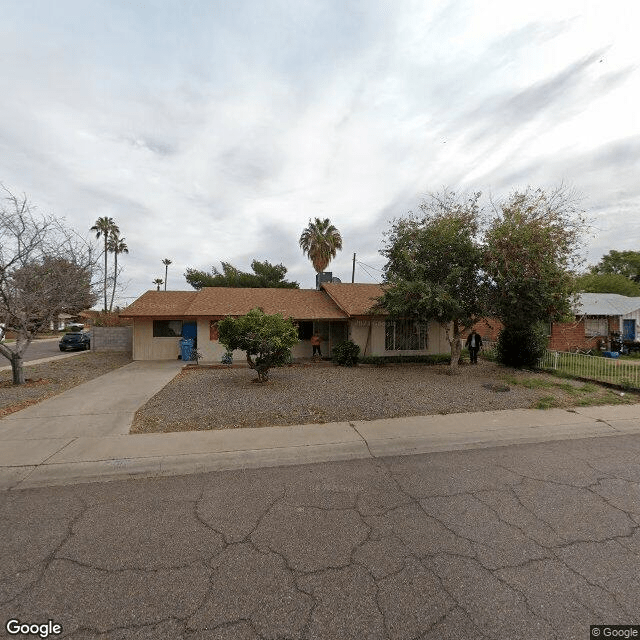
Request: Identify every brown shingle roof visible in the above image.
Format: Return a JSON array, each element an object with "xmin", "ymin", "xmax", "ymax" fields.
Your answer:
[
  {"xmin": 321, "ymin": 283, "xmax": 387, "ymax": 316},
  {"xmin": 119, "ymin": 288, "xmax": 347, "ymax": 320},
  {"xmin": 119, "ymin": 291, "xmax": 200, "ymax": 317},
  {"xmin": 187, "ymin": 288, "xmax": 347, "ymax": 319}
]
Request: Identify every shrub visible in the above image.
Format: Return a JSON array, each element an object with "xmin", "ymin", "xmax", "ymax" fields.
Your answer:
[
  {"xmin": 217, "ymin": 308, "xmax": 298, "ymax": 382},
  {"xmin": 221, "ymin": 350, "xmax": 233, "ymax": 365},
  {"xmin": 496, "ymin": 322, "xmax": 548, "ymax": 369},
  {"xmin": 332, "ymin": 340, "xmax": 361, "ymax": 366}
]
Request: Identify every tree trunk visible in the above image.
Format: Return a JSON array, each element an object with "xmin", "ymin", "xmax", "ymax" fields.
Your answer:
[
  {"xmin": 109, "ymin": 250, "xmax": 118, "ymax": 312},
  {"xmin": 11, "ymin": 352, "xmax": 25, "ymax": 385},
  {"xmin": 445, "ymin": 320, "xmax": 462, "ymax": 373},
  {"xmin": 103, "ymin": 237, "xmax": 108, "ymax": 312}
]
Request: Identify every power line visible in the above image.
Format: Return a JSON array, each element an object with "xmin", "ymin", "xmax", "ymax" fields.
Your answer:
[
  {"xmin": 356, "ymin": 262, "xmax": 381, "ymax": 283},
  {"xmin": 356, "ymin": 260, "xmax": 384, "ymax": 273}
]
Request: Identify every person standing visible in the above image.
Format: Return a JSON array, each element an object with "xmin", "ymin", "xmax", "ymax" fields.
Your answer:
[
  {"xmin": 465, "ymin": 330, "xmax": 482, "ymax": 364},
  {"xmin": 311, "ymin": 332, "xmax": 322, "ymax": 358}
]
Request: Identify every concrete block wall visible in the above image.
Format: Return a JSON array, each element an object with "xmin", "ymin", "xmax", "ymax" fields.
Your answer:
[{"xmin": 91, "ymin": 326, "xmax": 133, "ymax": 352}]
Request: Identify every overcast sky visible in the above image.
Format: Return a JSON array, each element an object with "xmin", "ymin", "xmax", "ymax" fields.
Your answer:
[{"xmin": 1, "ymin": 1, "xmax": 638, "ymax": 305}]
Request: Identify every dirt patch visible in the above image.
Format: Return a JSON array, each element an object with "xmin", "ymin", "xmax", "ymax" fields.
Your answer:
[{"xmin": 131, "ymin": 360, "xmax": 639, "ymax": 433}]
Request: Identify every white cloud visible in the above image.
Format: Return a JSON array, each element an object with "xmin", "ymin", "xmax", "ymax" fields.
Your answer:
[{"xmin": 0, "ymin": 0, "xmax": 638, "ymax": 302}]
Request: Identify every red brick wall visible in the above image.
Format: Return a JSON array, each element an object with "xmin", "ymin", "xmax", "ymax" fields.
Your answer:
[
  {"xmin": 548, "ymin": 316, "xmax": 617, "ymax": 351},
  {"xmin": 471, "ymin": 318, "xmax": 503, "ymax": 342},
  {"xmin": 548, "ymin": 320, "xmax": 589, "ymax": 351},
  {"xmin": 473, "ymin": 315, "xmax": 620, "ymax": 351}
]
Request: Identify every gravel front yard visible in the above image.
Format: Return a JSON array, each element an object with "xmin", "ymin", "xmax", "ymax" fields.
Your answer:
[
  {"xmin": 0, "ymin": 352, "xmax": 132, "ymax": 417},
  {"xmin": 131, "ymin": 360, "xmax": 638, "ymax": 433}
]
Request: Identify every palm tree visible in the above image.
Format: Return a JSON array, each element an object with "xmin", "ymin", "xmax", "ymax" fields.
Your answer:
[
  {"xmin": 299, "ymin": 217, "xmax": 343, "ymax": 273},
  {"xmin": 90, "ymin": 217, "xmax": 119, "ymax": 311},
  {"xmin": 153, "ymin": 278, "xmax": 164, "ymax": 291},
  {"xmin": 162, "ymin": 258, "xmax": 172, "ymax": 291},
  {"xmin": 107, "ymin": 231, "xmax": 129, "ymax": 312}
]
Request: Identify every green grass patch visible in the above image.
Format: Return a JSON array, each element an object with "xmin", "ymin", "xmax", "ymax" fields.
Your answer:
[
  {"xmin": 534, "ymin": 396, "xmax": 558, "ymax": 410},
  {"xmin": 501, "ymin": 374, "xmax": 555, "ymax": 389}
]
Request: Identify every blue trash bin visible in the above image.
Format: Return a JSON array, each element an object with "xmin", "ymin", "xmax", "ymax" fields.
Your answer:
[{"xmin": 180, "ymin": 338, "xmax": 194, "ymax": 361}]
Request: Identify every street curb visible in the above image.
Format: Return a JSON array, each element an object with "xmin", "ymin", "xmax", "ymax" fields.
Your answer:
[{"xmin": 3, "ymin": 406, "xmax": 640, "ymax": 491}]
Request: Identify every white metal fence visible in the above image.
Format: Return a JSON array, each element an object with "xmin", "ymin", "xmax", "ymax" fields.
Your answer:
[{"xmin": 537, "ymin": 350, "xmax": 640, "ymax": 389}]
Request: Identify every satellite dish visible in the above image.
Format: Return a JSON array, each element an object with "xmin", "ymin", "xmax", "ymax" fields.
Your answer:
[{"xmin": 332, "ymin": 277, "xmax": 342, "ymax": 283}]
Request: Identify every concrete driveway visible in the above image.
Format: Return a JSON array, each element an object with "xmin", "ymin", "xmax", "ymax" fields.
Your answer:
[
  {"xmin": 1, "ymin": 434, "xmax": 639, "ymax": 639},
  {"xmin": 0, "ymin": 360, "xmax": 183, "ymax": 440}
]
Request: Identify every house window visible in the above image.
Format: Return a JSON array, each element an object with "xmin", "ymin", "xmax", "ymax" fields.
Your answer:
[
  {"xmin": 153, "ymin": 320, "xmax": 183, "ymax": 337},
  {"xmin": 385, "ymin": 319, "xmax": 428, "ymax": 350},
  {"xmin": 297, "ymin": 321, "xmax": 313, "ymax": 340},
  {"xmin": 585, "ymin": 318, "xmax": 608, "ymax": 337}
]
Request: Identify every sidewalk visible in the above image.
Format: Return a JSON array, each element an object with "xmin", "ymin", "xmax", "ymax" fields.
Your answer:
[{"xmin": 2, "ymin": 359, "xmax": 640, "ymax": 490}]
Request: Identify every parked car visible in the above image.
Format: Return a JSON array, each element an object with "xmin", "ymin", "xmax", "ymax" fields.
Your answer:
[{"xmin": 59, "ymin": 331, "xmax": 91, "ymax": 351}]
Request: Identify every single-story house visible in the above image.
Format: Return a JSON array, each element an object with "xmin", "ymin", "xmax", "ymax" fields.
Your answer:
[
  {"xmin": 473, "ymin": 293, "xmax": 640, "ymax": 351},
  {"xmin": 549, "ymin": 293, "xmax": 640, "ymax": 351},
  {"xmin": 119, "ymin": 283, "xmax": 451, "ymax": 361}
]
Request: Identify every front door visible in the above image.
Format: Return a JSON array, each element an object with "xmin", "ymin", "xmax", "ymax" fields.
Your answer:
[
  {"xmin": 623, "ymin": 319, "xmax": 636, "ymax": 341},
  {"xmin": 313, "ymin": 321, "xmax": 348, "ymax": 356},
  {"xmin": 182, "ymin": 322, "xmax": 197, "ymax": 347}
]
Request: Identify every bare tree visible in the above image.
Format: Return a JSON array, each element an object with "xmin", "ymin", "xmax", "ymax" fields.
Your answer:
[{"xmin": 0, "ymin": 187, "xmax": 98, "ymax": 384}]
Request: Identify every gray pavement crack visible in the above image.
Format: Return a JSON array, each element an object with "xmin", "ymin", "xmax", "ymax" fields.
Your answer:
[
  {"xmin": 3, "ymin": 493, "xmax": 88, "ymax": 606},
  {"xmin": 474, "ymin": 486, "xmax": 563, "ymax": 549},
  {"xmin": 550, "ymin": 550, "xmax": 634, "ymax": 618},
  {"xmin": 7, "ymin": 437, "xmax": 79, "ymax": 491},
  {"xmin": 49, "ymin": 555, "xmax": 213, "ymax": 576}
]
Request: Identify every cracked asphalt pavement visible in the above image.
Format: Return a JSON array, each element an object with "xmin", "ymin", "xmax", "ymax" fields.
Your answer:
[{"xmin": 2, "ymin": 433, "xmax": 640, "ymax": 639}]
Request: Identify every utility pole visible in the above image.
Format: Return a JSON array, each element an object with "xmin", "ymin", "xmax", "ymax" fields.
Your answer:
[{"xmin": 352, "ymin": 253, "xmax": 356, "ymax": 283}]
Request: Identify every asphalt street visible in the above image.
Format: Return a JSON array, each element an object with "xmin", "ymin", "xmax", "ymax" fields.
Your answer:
[
  {"xmin": 23, "ymin": 339, "xmax": 67, "ymax": 362},
  {"xmin": 2, "ymin": 433, "xmax": 639, "ymax": 640},
  {"xmin": 1, "ymin": 338, "xmax": 84, "ymax": 365}
]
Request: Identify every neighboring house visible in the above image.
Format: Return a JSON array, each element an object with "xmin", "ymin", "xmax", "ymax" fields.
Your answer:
[
  {"xmin": 472, "ymin": 293, "xmax": 640, "ymax": 351},
  {"xmin": 549, "ymin": 293, "xmax": 640, "ymax": 351},
  {"xmin": 119, "ymin": 283, "xmax": 451, "ymax": 361},
  {"xmin": 50, "ymin": 313, "xmax": 82, "ymax": 331}
]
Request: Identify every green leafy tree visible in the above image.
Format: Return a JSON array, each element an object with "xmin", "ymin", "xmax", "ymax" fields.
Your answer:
[
  {"xmin": 185, "ymin": 260, "xmax": 299, "ymax": 289},
  {"xmin": 153, "ymin": 278, "xmax": 163, "ymax": 291},
  {"xmin": 378, "ymin": 191, "xmax": 485, "ymax": 370},
  {"xmin": 484, "ymin": 186, "xmax": 585, "ymax": 366},
  {"xmin": 299, "ymin": 217, "xmax": 343, "ymax": 273},
  {"xmin": 217, "ymin": 308, "xmax": 299, "ymax": 382},
  {"xmin": 575, "ymin": 272, "xmax": 640, "ymax": 296},
  {"xmin": 90, "ymin": 216, "xmax": 119, "ymax": 311},
  {"xmin": 591, "ymin": 250, "xmax": 640, "ymax": 283}
]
